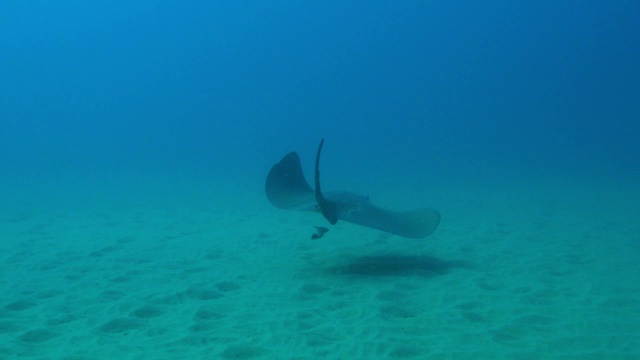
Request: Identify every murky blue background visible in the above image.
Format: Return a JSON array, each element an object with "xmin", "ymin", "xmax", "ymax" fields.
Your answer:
[{"xmin": 2, "ymin": 1, "xmax": 637, "ymax": 190}]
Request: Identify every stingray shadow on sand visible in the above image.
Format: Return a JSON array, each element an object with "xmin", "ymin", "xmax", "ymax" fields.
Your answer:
[{"xmin": 327, "ymin": 254, "xmax": 473, "ymax": 278}]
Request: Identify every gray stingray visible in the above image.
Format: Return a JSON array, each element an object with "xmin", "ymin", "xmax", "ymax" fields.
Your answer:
[{"xmin": 265, "ymin": 139, "xmax": 441, "ymax": 238}]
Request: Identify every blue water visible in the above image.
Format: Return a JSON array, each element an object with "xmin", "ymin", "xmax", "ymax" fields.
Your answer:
[
  {"xmin": 1, "ymin": 1, "xmax": 639, "ymax": 359},
  {"xmin": 2, "ymin": 1, "xmax": 638, "ymax": 183}
]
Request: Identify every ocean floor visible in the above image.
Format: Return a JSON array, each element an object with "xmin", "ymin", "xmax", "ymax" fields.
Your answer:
[{"xmin": 1, "ymin": 175, "xmax": 639, "ymax": 359}]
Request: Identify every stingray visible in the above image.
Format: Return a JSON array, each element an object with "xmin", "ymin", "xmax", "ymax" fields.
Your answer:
[{"xmin": 265, "ymin": 139, "xmax": 441, "ymax": 238}]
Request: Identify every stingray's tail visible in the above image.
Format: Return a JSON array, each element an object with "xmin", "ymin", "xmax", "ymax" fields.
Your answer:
[{"xmin": 314, "ymin": 139, "xmax": 339, "ymax": 224}]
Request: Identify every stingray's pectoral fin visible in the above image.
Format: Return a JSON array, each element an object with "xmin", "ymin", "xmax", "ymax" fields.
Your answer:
[
  {"xmin": 265, "ymin": 152, "xmax": 316, "ymax": 211},
  {"xmin": 340, "ymin": 204, "xmax": 441, "ymax": 238}
]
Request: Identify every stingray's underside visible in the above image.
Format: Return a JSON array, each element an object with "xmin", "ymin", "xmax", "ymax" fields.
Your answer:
[{"xmin": 265, "ymin": 147, "xmax": 440, "ymax": 238}]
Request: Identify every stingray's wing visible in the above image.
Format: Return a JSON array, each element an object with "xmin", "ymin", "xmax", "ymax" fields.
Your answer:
[
  {"xmin": 265, "ymin": 152, "xmax": 316, "ymax": 210},
  {"xmin": 328, "ymin": 193, "xmax": 441, "ymax": 238},
  {"xmin": 314, "ymin": 140, "xmax": 441, "ymax": 238},
  {"xmin": 344, "ymin": 206, "xmax": 441, "ymax": 238}
]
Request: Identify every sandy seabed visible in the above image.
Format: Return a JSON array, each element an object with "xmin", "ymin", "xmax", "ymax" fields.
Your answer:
[{"xmin": 1, "ymin": 177, "xmax": 638, "ymax": 359}]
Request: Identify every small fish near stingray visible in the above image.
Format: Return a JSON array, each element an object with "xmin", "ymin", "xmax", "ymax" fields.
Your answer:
[{"xmin": 265, "ymin": 139, "xmax": 441, "ymax": 239}]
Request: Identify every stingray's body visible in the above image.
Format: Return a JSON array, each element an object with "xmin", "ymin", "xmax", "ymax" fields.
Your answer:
[{"xmin": 265, "ymin": 140, "xmax": 441, "ymax": 238}]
